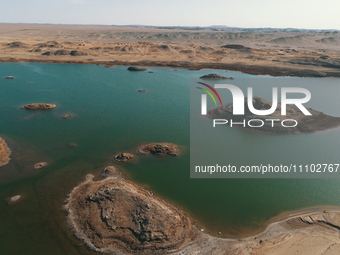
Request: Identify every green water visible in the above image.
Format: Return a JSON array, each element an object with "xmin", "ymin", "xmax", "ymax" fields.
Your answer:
[{"xmin": 0, "ymin": 63, "xmax": 340, "ymax": 254}]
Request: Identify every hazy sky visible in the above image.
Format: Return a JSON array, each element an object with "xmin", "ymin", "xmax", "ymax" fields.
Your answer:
[{"xmin": 1, "ymin": 0, "xmax": 339, "ymax": 29}]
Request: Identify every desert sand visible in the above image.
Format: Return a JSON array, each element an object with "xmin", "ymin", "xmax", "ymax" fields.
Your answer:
[{"xmin": 0, "ymin": 23, "xmax": 340, "ymax": 77}]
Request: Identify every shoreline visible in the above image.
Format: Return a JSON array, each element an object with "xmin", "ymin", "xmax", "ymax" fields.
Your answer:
[
  {"xmin": 65, "ymin": 172, "xmax": 340, "ymax": 254},
  {"xmin": 1, "ymin": 58, "xmax": 340, "ymax": 78}
]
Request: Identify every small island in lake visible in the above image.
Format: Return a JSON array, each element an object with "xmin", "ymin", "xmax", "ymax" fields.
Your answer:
[
  {"xmin": 22, "ymin": 103, "xmax": 57, "ymax": 110},
  {"xmin": 200, "ymin": 73, "xmax": 234, "ymax": 79},
  {"xmin": 65, "ymin": 176, "xmax": 198, "ymax": 255},
  {"xmin": 207, "ymin": 97, "xmax": 340, "ymax": 134},
  {"xmin": 138, "ymin": 143, "xmax": 179, "ymax": 156}
]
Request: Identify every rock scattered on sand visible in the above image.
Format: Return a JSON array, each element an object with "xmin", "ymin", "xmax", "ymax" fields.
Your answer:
[
  {"xmin": 207, "ymin": 96, "xmax": 340, "ymax": 134},
  {"xmin": 102, "ymin": 166, "xmax": 119, "ymax": 178},
  {"xmin": 221, "ymin": 44, "xmax": 251, "ymax": 50},
  {"xmin": 199, "ymin": 73, "xmax": 234, "ymax": 79},
  {"xmin": 70, "ymin": 50, "xmax": 87, "ymax": 56},
  {"xmin": 0, "ymin": 137, "xmax": 11, "ymax": 167},
  {"xmin": 62, "ymin": 114, "xmax": 73, "ymax": 119},
  {"xmin": 65, "ymin": 177, "xmax": 198, "ymax": 255},
  {"xmin": 41, "ymin": 51, "xmax": 53, "ymax": 56},
  {"xmin": 127, "ymin": 66, "xmax": 148, "ymax": 71},
  {"xmin": 113, "ymin": 152, "xmax": 134, "ymax": 162},
  {"xmin": 138, "ymin": 143, "xmax": 179, "ymax": 156},
  {"xmin": 5, "ymin": 76, "xmax": 15, "ymax": 79},
  {"xmin": 54, "ymin": 50, "xmax": 71, "ymax": 56},
  {"xmin": 38, "ymin": 41, "xmax": 62, "ymax": 48},
  {"xmin": 7, "ymin": 41, "xmax": 27, "ymax": 48},
  {"xmin": 34, "ymin": 162, "xmax": 47, "ymax": 169},
  {"xmin": 22, "ymin": 103, "xmax": 57, "ymax": 110},
  {"xmin": 7, "ymin": 195, "xmax": 21, "ymax": 205}
]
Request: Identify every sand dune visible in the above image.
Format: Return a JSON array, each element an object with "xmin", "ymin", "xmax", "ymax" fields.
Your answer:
[{"xmin": 0, "ymin": 23, "xmax": 339, "ymax": 77}]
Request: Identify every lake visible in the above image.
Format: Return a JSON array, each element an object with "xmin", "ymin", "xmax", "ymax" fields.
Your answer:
[{"xmin": 0, "ymin": 62, "xmax": 339, "ymax": 254}]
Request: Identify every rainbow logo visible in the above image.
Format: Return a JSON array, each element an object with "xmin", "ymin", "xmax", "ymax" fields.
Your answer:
[{"xmin": 196, "ymin": 82, "xmax": 223, "ymax": 106}]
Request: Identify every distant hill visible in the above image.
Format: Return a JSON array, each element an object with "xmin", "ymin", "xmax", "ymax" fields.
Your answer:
[{"xmin": 124, "ymin": 24, "xmax": 339, "ymax": 33}]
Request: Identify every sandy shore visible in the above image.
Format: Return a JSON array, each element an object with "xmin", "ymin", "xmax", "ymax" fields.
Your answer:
[
  {"xmin": 66, "ymin": 173, "xmax": 340, "ymax": 255},
  {"xmin": 0, "ymin": 137, "xmax": 11, "ymax": 167},
  {"xmin": 1, "ymin": 23, "xmax": 340, "ymax": 77}
]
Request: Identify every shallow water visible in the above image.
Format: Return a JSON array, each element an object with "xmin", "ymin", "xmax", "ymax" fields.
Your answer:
[{"xmin": 0, "ymin": 63, "xmax": 340, "ymax": 254}]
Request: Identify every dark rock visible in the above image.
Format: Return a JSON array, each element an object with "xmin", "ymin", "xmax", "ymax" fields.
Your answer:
[
  {"xmin": 70, "ymin": 50, "xmax": 87, "ymax": 56},
  {"xmin": 7, "ymin": 42, "xmax": 27, "ymax": 48},
  {"xmin": 22, "ymin": 103, "xmax": 57, "ymax": 110},
  {"xmin": 222, "ymin": 44, "xmax": 251, "ymax": 50},
  {"xmin": 138, "ymin": 89, "xmax": 148, "ymax": 92},
  {"xmin": 54, "ymin": 50, "xmax": 70, "ymax": 55},
  {"xmin": 158, "ymin": 45, "xmax": 170, "ymax": 50},
  {"xmin": 113, "ymin": 153, "xmax": 134, "ymax": 162},
  {"xmin": 34, "ymin": 162, "xmax": 47, "ymax": 169},
  {"xmin": 42, "ymin": 51, "xmax": 53, "ymax": 56},
  {"xmin": 127, "ymin": 66, "xmax": 148, "ymax": 71},
  {"xmin": 200, "ymin": 73, "xmax": 234, "ymax": 79},
  {"xmin": 5, "ymin": 76, "xmax": 15, "ymax": 79},
  {"xmin": 138, "ymin": 143, "xmax": 179, "ymax": 156},
  {"xmin": 29, "ymin": 48, "xmax": 42, "ymax": 53},
  {"xmin": 38, "ymin": 41, "xmax": 62, "ymax": 48}
]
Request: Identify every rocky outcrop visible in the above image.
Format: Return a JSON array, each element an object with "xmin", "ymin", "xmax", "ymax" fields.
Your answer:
[
  {"xmin": 114, "ymin": 152, "xmax": 134, "ymax": 162},
  {"xmin": 288, "ymin": 57, "xmax": 340, "ymax": 69},
  {"xmin": 70, "ymin": 50, "xmax": 87, "ymax": 56},
  {"xmin": 221, "ymin": 44, "xmax": 251, "ymax": 50},
  {"xmin": 207, "ymin": 96, "xmax": 340, "ymax": 134},
  {"xmin": 54, "ymin": 50, "xmax": 70, "ymax": 56},
  {"xmin": 102, "ymin": 166, "xmax": 119, "ymax": 178},
  {"xmin": 127, "ymin": 66, "xmax": 148, "ymax": 71},
  {"xmin": 7, "ymin": 195, "xmax": 21, "ymax": 205},
  {"xmin": 7, "ymin": 41, "xmax": 27, "ymax": 48},
  {"xmin": 200, "ymin": 73, "xmax": 234, "ymax": 79},
  {"xmin": 65, "ymin": 177, "xmax": 198, "ymax": 255},
  {"xmin": 0, "ymin": 137, "xmax": 11, "ymax": 167},
  {"xmin": 138, "ymin": 143, "xmax": 179, "ymax": 156},
  {"xmin": 41, "ymin": 51, "xmax": 53, "ymax": 56},
  {"xmin": 62, "ymin": 114, "xmax": 73, "ymax": 119},
  {"xmin": 34, "ymin": 162, "xmax": 47, "ymax": 169},
  {"xmin": 38, "ymin": 41, "xmax": 62, "ymax": 48},
  {"xmin": 22, "ymin": 103, "xmax": 57, "ymax": 110},
  {"xmin": 4, "ymin": 76, "xmax": 15, "ymax": 79}
]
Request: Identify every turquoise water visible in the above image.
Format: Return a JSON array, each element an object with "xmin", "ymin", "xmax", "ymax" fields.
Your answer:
[{"xmin": 0, "ymin": 63, "xmax": 340, "ymax": 254}]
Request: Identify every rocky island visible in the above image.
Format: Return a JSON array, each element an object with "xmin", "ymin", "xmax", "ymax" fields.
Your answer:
[
  {"xmin": 65, "ymin": 169, "xmax": 340, "ymax": 255},
  {"xmin": 199, "ymin": 73, "xmax": 234, "ymax": 79},
  {"xmin": 138, "ymin": 143, "xmax": 179, "ymax": 156},
  {"xmin": 113, "ymin": 152, "xmax": 134, "ymax": 162},
  {"xmin": 0, "ymin": 137, "xmax": 11, "ymax": 167},
  {"xmin": 65, "ymin": 176, "xmax": 198, "ymax": 255},
  {"xmin": 127, "ymin": 66, "xmax": 148, "ymax": 71},
  {"xmin": 207, "ymin": 97, "xmax": 340, "ymax": 134},
  {"xmin": 22, "ymin": 103, "xmax": 57, "ymax": 110}
]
